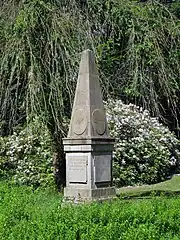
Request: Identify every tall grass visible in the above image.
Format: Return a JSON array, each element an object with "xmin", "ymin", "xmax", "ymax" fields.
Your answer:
[{"xmin": 0, "ymin": 181, "xmax": 180, "ymax": 239}]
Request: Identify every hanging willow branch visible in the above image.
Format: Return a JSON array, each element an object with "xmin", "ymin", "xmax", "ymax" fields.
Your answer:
[{"xmin": 0, "ymin": 0, "xmax": 180, "ymax": 134}]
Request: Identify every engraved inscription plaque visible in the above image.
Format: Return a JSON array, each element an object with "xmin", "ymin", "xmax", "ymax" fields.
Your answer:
[
  {"xmin": 92, "ymin": 109, "xmax": 106, "ymax": 135},
  {"xmin": 68, "ymin": 156, "xmax": 87, "ymax": 183},
  {"xmin": 94, "ymin": 155, "xmax": 111, "ymax": 182}
]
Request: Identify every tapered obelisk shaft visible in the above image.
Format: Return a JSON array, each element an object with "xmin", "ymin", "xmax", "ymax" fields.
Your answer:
[{"xmin": 68, "ymin": 49, "xmax": 109, "ymax": 138}]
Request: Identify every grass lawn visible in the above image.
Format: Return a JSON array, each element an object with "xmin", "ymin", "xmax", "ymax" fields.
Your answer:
[
  {"xmin": 117, "ymin": 175, "xmax": 180, "ymax": 198},
  {"xmin": 0, "ymin": 179, "xmax": 180, "ymax": 239}
]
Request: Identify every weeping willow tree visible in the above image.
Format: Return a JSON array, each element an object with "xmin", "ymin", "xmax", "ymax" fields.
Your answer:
[
  {"xmin": 0, "ymin": 0, "xmax": 180, "ymax": 187},
  {"xmin": 0, "ymin": 0, "xmax": 96, "ymax": 187},
  {"xmin": 89, "ymin": 0, "xmax": 180, "ymax": 132}
]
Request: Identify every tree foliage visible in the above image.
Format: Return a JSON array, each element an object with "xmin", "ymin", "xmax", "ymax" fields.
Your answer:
[
  {"xmin": 0, "ymin": 0, "xmax": 180, "ymax": 187},
  {"xmin": 88, "ymin": 0, "xmax": 180, "ymax": 134}
]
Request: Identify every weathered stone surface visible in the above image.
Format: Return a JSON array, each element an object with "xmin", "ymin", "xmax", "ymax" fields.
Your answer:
[
  {"xmin": 63, "ymin": 49, "xmax": 116, "ymax": 202},
  {"xmin": 94, "ymin": 154, "xmax": 111, "ymax": 183},
  {"xmin": 67, "ymin": 49, "xmax": 109, "ymax": 138},
  {"xmin": 64, "ymin": 187, "xmax": 116, "ymax": 201},
  {"xmin": 73, "ymin": 109, "xmax": 87, "ymax": 135},
  {"xmin": 92, "ymin": 109, "xmax": 106, "ymax": 135}
]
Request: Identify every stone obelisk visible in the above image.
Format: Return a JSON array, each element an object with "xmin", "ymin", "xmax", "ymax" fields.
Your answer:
[{"xmin": 63, "ymin": 49, "xmax": 115, "ymax": 201}]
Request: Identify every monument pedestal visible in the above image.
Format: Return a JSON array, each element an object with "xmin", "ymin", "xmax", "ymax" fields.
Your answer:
[
  {"xmin": 63, "ymin": 49, "xmax": 116, "ymax": 202},
  {"xmin": 64, "ymin": 187, "xmax": 116, "ymax": 202},
  {"xmin": 63, "ymin": 138, "xmax": 116, "ymax": 201}
]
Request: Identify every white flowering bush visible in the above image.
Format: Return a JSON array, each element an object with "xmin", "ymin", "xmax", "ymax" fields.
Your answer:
[
  {"xmin": 0, "ymin": 117, "xmax": 54, "ymax": 187},
  {"xmin": 106, "ymin": 99, "xmax": 180, "ymax": 187}
]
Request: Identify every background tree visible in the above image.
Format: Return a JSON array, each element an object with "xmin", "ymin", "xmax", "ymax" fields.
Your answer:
[{"xmin": 0, "ymin": 0, "xmax": 180, "ymax": 188}]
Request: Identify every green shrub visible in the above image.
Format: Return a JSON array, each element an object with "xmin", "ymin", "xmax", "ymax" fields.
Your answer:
[
  {"xmin": 1, "ymin": 99, "xmax": 180, "ymax": 189},
  {"xmin": 0, "ymin": 117, "xmax": 54, "ymax": 187},
  {"xmin": 106, "ymin": 99, "xmax": 180, "ymax": 187}
]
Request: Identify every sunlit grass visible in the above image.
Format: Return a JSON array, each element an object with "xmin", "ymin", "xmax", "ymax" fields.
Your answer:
[
  {"xmin": 0, "ymin": 180, "xmax": 180, "ymax": 239},
  {"xmin": 117, "ymin": 175, "xmax": 180, "ymax": 198}
]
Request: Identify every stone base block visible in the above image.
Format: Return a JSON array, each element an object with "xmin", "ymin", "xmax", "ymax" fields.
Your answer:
[{"xmin": 64, "ymin": 187, "xmax": 116, "ymax": 202}]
